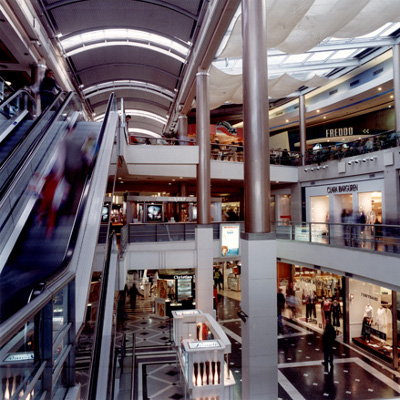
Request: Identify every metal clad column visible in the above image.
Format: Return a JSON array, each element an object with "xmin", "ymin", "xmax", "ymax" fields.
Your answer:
[
  {"xmin": 196, "ymin": 70, "xmax": 211, "ymax": 224},
  {"xmin": 178, "ymin": 115, "xmax": 189, "ymax": 145},
  {"xmin": 299, "ymin": 93, "xmax": 307, "ymax": 165},
  {"xmin": 195, "ymin": 69, "xmax": 213, "ymax": 314},
  {"xmin": 241, "ymin": 1, "xmax": 278, "ymax": 399},
  {"xmin": 242, "ymin": 0, "xmax": 270, "ymax": 234}
]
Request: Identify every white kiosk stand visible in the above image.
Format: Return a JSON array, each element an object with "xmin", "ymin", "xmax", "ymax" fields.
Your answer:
[{"xmin": 172, "ymin": 310, "xmax": 235, "ymax": 400}]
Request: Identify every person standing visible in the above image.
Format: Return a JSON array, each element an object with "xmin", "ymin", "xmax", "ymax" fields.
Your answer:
[
  {"xmin": 322, "ymin": 318, "xmax": 336, "ymax": 368},
  {"xmin": 277, "ymin": 289, "xmax": 286, "ymax": 334},
  {"xmin": 128, "ymin": 283, "xmax": 142, "ymax": 310},
  {"xmin": 39, "ymin": 69, "xmax": 61, "ymax": 111}
]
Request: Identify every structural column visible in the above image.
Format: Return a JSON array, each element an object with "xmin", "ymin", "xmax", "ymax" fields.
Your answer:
[
  {"xmin": 393, "ymin": 44, "xmax": 400, "ymax": 133},
  {"xmin": 30, "ymin": 62, "xmax": 46, "ymax": 115},
  {"xmin": 241, "ymin": 0, "xmax": 278, "ymax": 399},
  {"xmin": 299, "ymin": 93, "xmax": 307, "ymax": 165},
  {"xmin": 195, "ymin": 69, "xmax": 213, "ymax": 315},
  {"xmin": 178, "ymin": 114, "xmax": 189, "ymax": 144}
]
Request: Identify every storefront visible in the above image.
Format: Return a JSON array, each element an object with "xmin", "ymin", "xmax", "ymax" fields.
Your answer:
[
  {"xmin": 125, "ymin": 194, "xmax": 222, "ymax": 223},
  {"xmin": 278, "ymin": 262, "xmax": 399, "ymax": 369},
  {"xmin": 348, "ymin": 279, "xmax": 398, "ymax": 366},
  {"xmin": 305, "ymin": 177, "xmax": 383, "ymax": 225},
  {"xmin": 278, "ymin": 263, "xmax": 345, "ymax": 338}
]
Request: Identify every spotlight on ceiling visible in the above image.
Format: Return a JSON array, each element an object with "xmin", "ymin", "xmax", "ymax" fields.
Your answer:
[
  {"xmin": 310, "ymin": 167, "xmax": 314, "ymax": 171},
  {"xmin": 347, "ymin": 161, "xmax": 352, "ymax": 165},
  {"xmin": 354, "ymin": 160, "xmax": 359, "ymax": 163},
  {"xmin": 362, "ymin": 158, "xmax": 367, "ymax": 162}
]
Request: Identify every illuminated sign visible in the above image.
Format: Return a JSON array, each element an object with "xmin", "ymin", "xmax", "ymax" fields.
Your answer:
[
  {"xmin": 174, "ymin": 310, "xmax": 201, "ymax": 316},
  {"xmin": 220, "ymin": 224, "xmax": 240, "ymax": 257},
  {"xmin": 4, "ymin": 352, "xmax": 34, "ymax": 362},
  {"xmin": 327, "ymin": 184, "xmax": 358, "ymax": 194},
  {"xmin": 325, "ymin": 127, "xmax": 354, "ymax": 137},
  {"xmin": 188, "ymin": 341, "xmax": 221, "ymax": 349}
]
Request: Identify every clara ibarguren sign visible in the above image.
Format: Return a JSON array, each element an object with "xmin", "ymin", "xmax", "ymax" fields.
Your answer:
[
  {"xmin": 327, "ymin": 184, "xmax": 358, "ymax": 194},
  {"xmin": 325, "ymin": 127, "xmax": 353, "ymax": 137}
]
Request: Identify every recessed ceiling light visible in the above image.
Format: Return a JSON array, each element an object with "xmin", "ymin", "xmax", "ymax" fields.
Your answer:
[
  {"xmin": 316, "ymin": 109, "xmax": 320, "ymax": 113},
  {"xmin": 179, "ymin": 177, "xmax": 183, "ymax": 179},
  {"xmin": 172, "ymin": 179, "xmax": 175, "ymax": 181},
  {"xmin": 390, "ymin": 95, "xmax": 394, "ymax": 98},
  {"xmin": 285, "ymin": 119, "xmax": 289, "ymax": 123},
  {"xmin": 323, "ymin": 116, "xmax": 326, "ymax": 119},
  {"xmin": 378, "ymin": 87, "xmax": 382, "ymax": 91},
  {"xmin": 168, "ymin": 183, "xmax": 172, "ymax": 185},
  {"xmin": 118, "ymin": 177, "xmax": 121, "ymax": 179}
]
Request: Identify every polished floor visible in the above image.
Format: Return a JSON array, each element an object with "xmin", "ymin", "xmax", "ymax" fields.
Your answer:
[{"xmin": 113, "ymin": 288, "xmax": 400, "ymax": 400}]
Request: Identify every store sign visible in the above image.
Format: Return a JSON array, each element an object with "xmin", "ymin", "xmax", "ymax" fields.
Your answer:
[
  {"xmin": 174, "ymin": 310, "xmax": 201, "ymax": 316},
  {"xmin": 327, "ymin": 184, "xmax": 358, "ymax": 194},
  {"xmin": 174, "ymin": 275, "xmax": 194, "ymax": 280},
  {"xmin": 188, "ymin": 340, "xmax": 221, "ymax": 349},
  {"xmin": 325, "ymin": 127, "xmax": 354, "ymax": 137},
  {"xmin": 361, "ymin": 293, "xmax": 379, "ymax": 302},
  {"xmin": 4, "ymin": 352, "xmax": 34, "ymax": 362},
  {"xmin": 220, "ymin": 224, "xmax": 240, "ymax": 256}
]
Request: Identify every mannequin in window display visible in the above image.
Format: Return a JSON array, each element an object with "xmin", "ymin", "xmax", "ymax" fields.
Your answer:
[
  {"xmin": 376, "ymin": 305, "xmax": 387, "ymax": 333},
  {"xmin": 362, "ymin": 303, "xmax": 373, "ymax": 342},
  {"xmin": 322, "ymin": 298, "xmax": 332, "ymax": 327},
  {"xmin": 306, "ymin": 292, "xmax": 317, "ymax": 321},
  {"xmin": 331, "ymin": 299, "xmax": 341, "ymax": 328}
]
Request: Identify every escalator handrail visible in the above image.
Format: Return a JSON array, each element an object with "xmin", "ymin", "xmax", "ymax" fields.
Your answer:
[
  {"xmin": 0, "ymin": 88, "xmax": 36, "ymax": 110},
  {"xmin": 0, "ymin": 91, "xmax": 67, "ymax": 172},
  {"xmin": 0, "ymin": 93, "xmax": 117, "ymax": 343},
  {"xmin": 0, "ymin": 91, "xmax": 70, "ymax": 201}
]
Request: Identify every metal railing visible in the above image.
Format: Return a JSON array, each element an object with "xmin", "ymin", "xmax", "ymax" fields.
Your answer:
[
  {"xmin": 123, "ymin": 220, "xmax": 400, "ymax": 255},
  {"xmin": 276, "ymin": 221, "xmax": 400, "ymax": 254},
  {"xmin": 305, "ymin": 129, "xmax": 400, "ymax": 165}
]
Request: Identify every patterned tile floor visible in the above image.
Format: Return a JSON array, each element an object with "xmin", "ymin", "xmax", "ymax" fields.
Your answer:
[{"xmin": 115, "ymin": 290, "xmax": 400, "ymax": 400}]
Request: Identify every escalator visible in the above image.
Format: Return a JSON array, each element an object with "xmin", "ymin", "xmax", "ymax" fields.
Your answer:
[
  {"xmin": 0, "ymin": 93, "xmax": 119, "ymax": 324},
  {"xmin": 0, "ymin": 89, "xmax": 37, "ymax": 164}
]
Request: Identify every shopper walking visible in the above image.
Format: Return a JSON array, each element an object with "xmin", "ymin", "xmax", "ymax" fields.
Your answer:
[
  {"xmin": 277, "ymin": 289, "xmax": 286, "ymax": 334},
  {"xmin": 322, "ymin": 318, "xmax": 336, "ymax": 368}
]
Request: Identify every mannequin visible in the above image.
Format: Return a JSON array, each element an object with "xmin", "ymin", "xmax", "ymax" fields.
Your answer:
[
  {"xmin": 363, "ymin": 303, "xmax": 373, "ymax": 319},
  {"xmin": 322, "ymin": 298, "xmax": 332, "ymax": 326},
  {"xmin": 376, "ymin": 305, "xmax": 387, "ymax": 332},
  {"xmin": 331, "ymin": 299, "xmax": 341, "ymax": 327},
  {"xmin": 362, "ymin": 303, "xmax": 373, "ymax": 342}
]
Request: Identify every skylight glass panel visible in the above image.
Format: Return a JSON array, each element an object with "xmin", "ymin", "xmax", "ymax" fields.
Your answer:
[
  {"xmin": 329, "ymin": 49, "xmax": 358, "ymax": 60},
  {"xmin": 268, "ymin": 55, "xmax": 287, "ymax": 65},
  {"xmin": 381, "ymin": 22, "xmax": 400, "ymax": 36},
  {"xmin": 306, "ymin": 51, "xmax": 334, "ymax": 62},
  {"xmin": 283, "ymin": 53, "xmax": 309, "ymax": 64},
  {"xmin": 60, "ymin": 29, "xmax": 189, "ymax": 58}
]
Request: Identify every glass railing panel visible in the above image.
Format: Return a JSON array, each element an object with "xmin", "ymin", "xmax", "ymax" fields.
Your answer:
[
  {"xmin": 129, "ymin": 224, "xmax": 157, "ymax": 242},
  {"xmin": 0, "ymin": 90, "xmax": 36, "ymax": 130},
  {"xmin": 0, "ymin": 314, "xmax": 42, "ymax": 399},
  {"xmin": 156, "ymin": 223, "xmax": 186, "ymax": 241}
]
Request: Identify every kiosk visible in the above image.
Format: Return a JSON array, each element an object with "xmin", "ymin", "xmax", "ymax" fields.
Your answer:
[{"xmin": 172, "ymin": 310, "xmax": 235, "ymax": 400}]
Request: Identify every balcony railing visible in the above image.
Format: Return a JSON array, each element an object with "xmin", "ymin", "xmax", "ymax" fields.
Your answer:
[
  {"xmin": 122, "ymin": 221, "xmax": 400, "ymax": 255},
  {"xmin": 276, "ymin": 221, "xmax": 400, "ymax": 254}
]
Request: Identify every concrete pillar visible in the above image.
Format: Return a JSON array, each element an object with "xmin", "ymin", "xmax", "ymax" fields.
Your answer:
[
  {"xmin": 241, "ymin": 234, "xmax": 277, "ymax": 399},
  {"xmin": 196, "ymin": 70, "xmax": 211, "ymax": 225},
  {"xmin": 241, "ymin": 0, "xmax": 278, "ymax": 399},
  {"xmin": 383, "ymin": 168, "xmax": 399, "ymax": 222},
  {"xmin": 30, "ymin": 62, "xmax": 46, "ymax": 115},
  {"xmin": 195, "ymin": 225, "xmax": 214, "ymax": 315},
  {"xmin": 178, "ymin": 114, "xmax": 189, "ymax": 145},
  {"xmin": 299, "ymin": 93, "xmax": 307, "ymax": 165},
  {"xmin": 393, "ymin": 45, "xmax": 400, "ymax": 133}
]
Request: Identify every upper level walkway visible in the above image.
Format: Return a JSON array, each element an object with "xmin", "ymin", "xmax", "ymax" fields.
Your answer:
[{"xmin": 119, "ymin": 221, "xmax": 400, "ymax": 292}]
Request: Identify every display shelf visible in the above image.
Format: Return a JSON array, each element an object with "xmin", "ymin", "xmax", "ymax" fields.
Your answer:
[{"xmin": 172, "ymin": 310, "xmax": 235, "ymax": 400}]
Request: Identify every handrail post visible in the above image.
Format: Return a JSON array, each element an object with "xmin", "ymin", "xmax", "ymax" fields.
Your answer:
[{"xmin": 309, "ymin": 222, "xmax": 312, "ymax": 242}]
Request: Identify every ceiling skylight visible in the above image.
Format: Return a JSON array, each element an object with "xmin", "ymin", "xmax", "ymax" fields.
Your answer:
[
  {"xmin": 82, "ymin": 80, "xmax": 175, "ymax": 100},
  {"xmin": 60, "ymin": 29, "xmax": 189, "ymax": 63}
]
